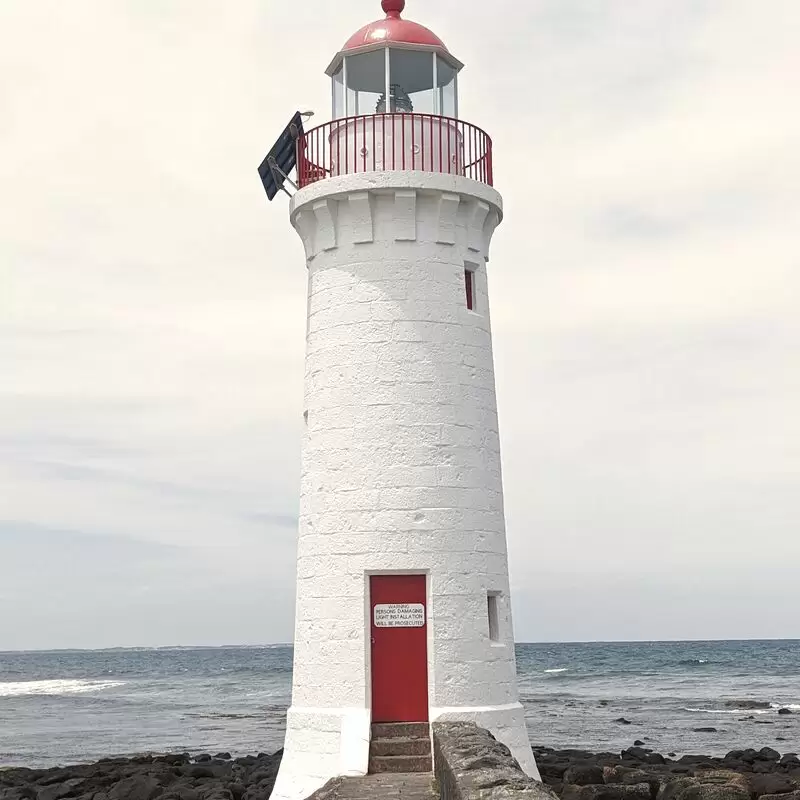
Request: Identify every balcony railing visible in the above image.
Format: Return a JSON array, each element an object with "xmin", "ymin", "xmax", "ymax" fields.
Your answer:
[{"xmin": 297, "ymin": 113, "xmax": 493, "ymax": 188}]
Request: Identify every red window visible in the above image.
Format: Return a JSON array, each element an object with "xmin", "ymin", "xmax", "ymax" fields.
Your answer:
[{"xmin": 465, "ymin": 268, "xmax": 475, "ymax": 310}]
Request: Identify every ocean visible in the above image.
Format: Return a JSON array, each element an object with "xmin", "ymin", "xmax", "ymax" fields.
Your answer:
[{"xmin": 1, "ymin": 640, "xmax": 798, "ymax": 768}]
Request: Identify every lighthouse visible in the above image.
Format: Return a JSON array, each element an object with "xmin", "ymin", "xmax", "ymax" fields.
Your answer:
[{"xmin": 268, "ymin": 2, "xmax": 539, "ymax": 797}]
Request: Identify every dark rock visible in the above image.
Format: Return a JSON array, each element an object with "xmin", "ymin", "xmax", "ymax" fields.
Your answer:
[
  {"xmin": 723, "ymin": 701, "xmax": 772, "ymax": 710},
  {"xmin": 621, "ymin": 785, "xmax": 654, "ymax": 800},
  {"xmin": 755, "ymin": 721, "xmax": 776, "ymax": 725},
  {"xmin": 778, "ymin": 709, "xmax": 793, "ymax": 716},
  {"xmin": 213, "ymin": 754, "xmax": 232, "ymax": 762},
  {"xmin": 623, "ymin": 748, "xmax": 665, "ymax": 766},
  {"xmin": 780, "ymin": 755, "xmax": 800, "ymax": 768},
  {"xmin": 198, "ymin": 790, "xmax": 233, "ymax": 800},
  {"xmin": 750, "ymin": 775, "xmax": 795, "ymax": 797},
  {"xmin": 0, "ymin": 789, "xmax": 38, "ymax": 800},
  {"xmin": 107, "ymin": 776, "xmax": 161, "ymax": 800},
  {"xmin": 693, "ymin": 729, "xmax": 718, "ymax": 734},
  {"xmin": 600, "ymin": 701, "xmax": 610, "ymax": 707},
  {"xmin": 186, "ymin": 767, "xmax": 216, "ymax": 780},
  {"xmin": 616, "ymin": 719, "xmax": 633, "ymax": 726},
  {"xmin": 603, "ymin": 767, "xmax": 625, "ymax": 784},
  {"xmin": 678, "ymin": 786, "xmax": 749, "ymax": 800},
  {"xmin": 724, "ymin": 750, "xmax": 745, "ymax": 762},
  {"xmin": 154, "ymin": 755, "xmax": 188, "ymax": 766},
  {"xmin": 35, "ymin": 773, "xmax": 73, "ymax": 788},
  {"xmin": 759, "ymin": 794, "xmax": 800, "ymax": 800},
  {"xmin": 540, "ymin": 765, "xmax": 569, "ymax": 783},
  {"xmin": 758, "ymin": 748, "xmax": 782, "ymax": 762},
  {"xmin": 657, "ymin": 777, "xmax": 699, "ymax": 800},
  {"xmin": 677, "ymin": 756, "xmax": 716, "ymax": 767},
  {"xmin": 605, "ymin": 766, "xmax": 661, "ymax": 795},
  {"xmin": 36, "ymin": 779, "xmax": 86, "ymax": 800},
  {"xmin": 563, "ymin": 786, "xmax": 652, "ymax": 800},
  {"xmin": 564, "ymin": 766, "xmax": 605, "ymax": 786},
  {"xmin": 245, "ymin": 768, "xmax": 277, "ymax": 787},
  {"xmin": 695, "ymin": 772, "xmax": 750, "ymax": 793},
  {"xmin": 562, "ymin": 751, "xmax": 600, "ymax": 762},
  {"xmin": 634, "ymin": 742, "xmax": 646, "ymax": 747},
  {"xmin": 194, "ymin": 755, "xmax": 212, "ymax": 764},
  {"xmin": 176, "ymin": 789, "xmax": 200, "ymax": 800}
]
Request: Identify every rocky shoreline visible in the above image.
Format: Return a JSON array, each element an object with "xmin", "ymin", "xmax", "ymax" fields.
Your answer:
[
  {"xmin": 0, "ymin": 752, "xmax": 282, "ymax": 800},
  {"xmin": 536, "ymin": 744, "xmax": 800, "ymax": 800},
  {"xmin": 2, "ymin": 743, "xmax": 799, "ymax": 800}
]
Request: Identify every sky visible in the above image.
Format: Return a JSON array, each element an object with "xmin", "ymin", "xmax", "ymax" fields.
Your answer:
[{"xmin": 1, "ymin": 0, "xmax": 799, "ymax": 651}]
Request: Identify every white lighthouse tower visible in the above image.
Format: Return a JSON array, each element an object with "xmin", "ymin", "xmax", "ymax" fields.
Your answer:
[{"xmin": 270, "ymin": 2, "xmax": 538, "ymax": 797}]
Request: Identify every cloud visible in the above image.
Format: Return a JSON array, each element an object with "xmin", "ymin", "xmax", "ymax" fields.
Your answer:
[{"xmin": 1, "ymin": 0, "xmax": 798, "ymax": 648}]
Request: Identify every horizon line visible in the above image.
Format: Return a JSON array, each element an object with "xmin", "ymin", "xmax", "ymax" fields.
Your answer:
[{"xmin": 2, "ymin": 636, "xmax": 799, "ymax": 655}]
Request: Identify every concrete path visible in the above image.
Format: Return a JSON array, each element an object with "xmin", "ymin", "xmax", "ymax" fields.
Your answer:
[{"xmin": 308, "ymin": 772, "xmax": 437, "ymax": 799}]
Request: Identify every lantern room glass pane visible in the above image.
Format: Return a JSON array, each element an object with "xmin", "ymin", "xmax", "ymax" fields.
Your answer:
[
  {"xmin": 388, "ymin": 49, "xmax": 435, "ymax": 114},
  {"xmin": 345, "ymin": 48, "xmax": 386, "ymax": 115},
  {"xmin": 333, "ymin": 64, "xmax": 345, "ymax": 118},
  {"xmin": 437, "ymin": 55, "xmax": 457, "ymax": 118}
]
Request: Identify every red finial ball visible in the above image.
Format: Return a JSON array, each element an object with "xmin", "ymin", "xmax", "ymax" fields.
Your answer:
[{"xmin": 382, "ymin": 0, "xmax": 405, "ymax": 17}]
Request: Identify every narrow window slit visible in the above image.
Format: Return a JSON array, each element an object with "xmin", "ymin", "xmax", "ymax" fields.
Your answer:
[{"xmin": 465, "ymin": 267, "xmax": 475, "ymax": 310}]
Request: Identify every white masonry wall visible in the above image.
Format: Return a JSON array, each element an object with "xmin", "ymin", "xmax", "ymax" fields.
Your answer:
[{"xmin": 270, "ymin": 172, "xmax": 538, "ymax": 800}]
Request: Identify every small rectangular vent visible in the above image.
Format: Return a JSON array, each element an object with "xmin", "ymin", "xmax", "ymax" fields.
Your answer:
[{"xmin": 488, "ymin": 592, "xmax": 500, "ymax": 642}]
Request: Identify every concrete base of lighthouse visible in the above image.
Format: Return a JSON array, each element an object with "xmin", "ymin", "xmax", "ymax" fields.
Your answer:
[
  {"xmin": 270, "ymin": 172, "xmax": 538, "ymax": 800},
  {"xmin": 272, "ymin": 704, "xmax": 536, "ymax": 800}
]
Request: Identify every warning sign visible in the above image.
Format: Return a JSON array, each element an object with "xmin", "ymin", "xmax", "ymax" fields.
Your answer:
[{"xmin": 373, "ymin": 603, "xmax": 425, "ymax": 628}]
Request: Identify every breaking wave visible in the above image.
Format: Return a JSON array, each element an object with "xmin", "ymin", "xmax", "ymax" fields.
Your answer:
[
  {"xmin": 684, "ymin": 701, "xmax": 800, "ymax": 714},
  {"xmin": 684, "ymin": 707, "xmax": 771, "ymax": 715},
  {"xmin": 0, "ymin": 679, "xmax": 125, "ymax": 697},
  {"xmin": 544, "ymin": 668, "xmax": 570, "ymax": 674}
]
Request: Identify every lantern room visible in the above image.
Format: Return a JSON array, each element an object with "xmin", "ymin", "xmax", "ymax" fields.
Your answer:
[
  {"xmin": 296, "ymin": 0, "xmax": 493, "ymax": 189},
  {"xmin": 326, "ymin": 0, "xmax": 461, "ymax": 119}
]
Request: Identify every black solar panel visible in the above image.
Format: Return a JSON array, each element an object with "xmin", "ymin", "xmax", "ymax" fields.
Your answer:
[{"xmin": 258, "ymin": 111, "xmax": 304, "ymax": 201}]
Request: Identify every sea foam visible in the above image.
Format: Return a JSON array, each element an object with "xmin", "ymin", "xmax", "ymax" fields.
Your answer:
[{"xmin": 0, "ymin": 679, "xmax": 125, "ymax": 697}]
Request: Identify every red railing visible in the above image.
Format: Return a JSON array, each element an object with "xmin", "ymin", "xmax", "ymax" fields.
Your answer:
[{"xmin": 297, "ymin": 113, "xmax": 493, "ymax": 188}]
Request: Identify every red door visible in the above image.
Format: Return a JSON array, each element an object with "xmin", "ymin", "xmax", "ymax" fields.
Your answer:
[{"xmin": 370, "ymin": 574, "xmax": 428, "ymax": 723}]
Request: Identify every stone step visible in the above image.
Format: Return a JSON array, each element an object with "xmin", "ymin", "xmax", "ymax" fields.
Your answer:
[
  {"xmin": 371, "ymin": 722, "xmax": 430, "ymax": 740},
  {"xmin": 370, "ymin": 736, "xmax": 432, "ymax": 757},
  {"xmin": 309, "ymin": 774, "xmax": 436, "ymax": 799},
  {"xmin": 368, "ymin": 754, "xmax": 433, "ymax": 774}
]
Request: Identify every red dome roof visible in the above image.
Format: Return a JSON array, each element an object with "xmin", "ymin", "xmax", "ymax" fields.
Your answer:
[{"xmin": 342, "ymin": 0, "xmax": 448, "ymax": 52}]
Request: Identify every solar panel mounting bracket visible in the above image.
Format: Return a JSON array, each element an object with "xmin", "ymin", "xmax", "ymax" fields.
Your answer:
[{"xmin": 267, "ymin": 156, "xmax": 298, "ymax": 198}]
